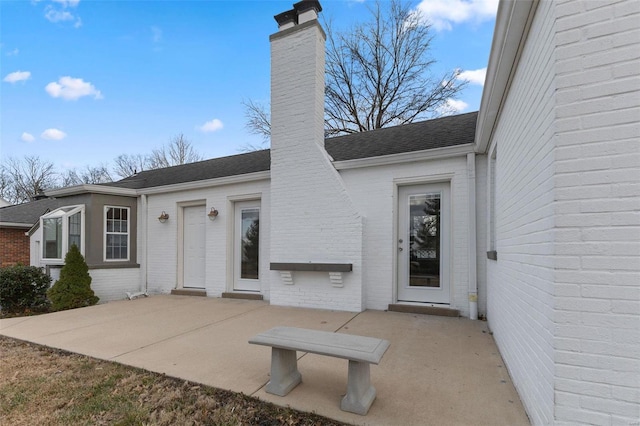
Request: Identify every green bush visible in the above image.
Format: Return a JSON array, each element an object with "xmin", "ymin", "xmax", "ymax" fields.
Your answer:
[
  {"xmin": 0, "ymin": 264, "xmax": 52, "ymax": 314},
  {"xmin": 47, "ymin": 245, "xmax": 99, "ymax": 311}
]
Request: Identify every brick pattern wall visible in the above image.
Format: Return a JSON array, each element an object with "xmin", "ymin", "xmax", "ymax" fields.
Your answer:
[
  {"xmin": 0, "ymin": 228, "xmax": 30, "ymax": 267},
  {"xmin": 144, "ymin": 181, "xmax": 271, "ymax": 298},
  {"xmin": 486, "ymin": 0, "xmax": 557, "ymax": 423},
  {"xmin": 269, "ymin": 21, "xmax": 364, "ymax": 312},
  {"xmin": 340, "ymin": 154, "xmax": 479, "ymax": 315},
  {"xmin": 553, "ymin": 0, "xmax": 640, "ymax": 423}
]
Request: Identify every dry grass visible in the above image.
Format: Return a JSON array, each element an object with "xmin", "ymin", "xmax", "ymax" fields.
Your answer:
[{"xmin": 0, "ymin": 336, "xmax": 346, "ymax": 426}]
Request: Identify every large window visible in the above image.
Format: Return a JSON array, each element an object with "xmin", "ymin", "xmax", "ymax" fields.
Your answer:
[
  {"xmin": 105, "ymin": 206, "xmax": 129, "ymax": 261},
  {"xmin": 41, "ymin": 205, "xmax": 85, "ymax": 261}
]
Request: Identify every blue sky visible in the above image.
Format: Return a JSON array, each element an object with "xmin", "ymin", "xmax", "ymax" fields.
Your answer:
[{"xmin": 1, "ymin": 0, "xmax": 498, "ymax": 173}]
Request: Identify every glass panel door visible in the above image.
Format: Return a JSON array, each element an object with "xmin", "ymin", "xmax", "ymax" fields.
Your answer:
[
  {"xmin": 234, "ymin": 201, "xmax": 261, "ymax": 291},
  {"xmin": 398, "ymin": 183, "xmax": 450, "ymax": 304}
]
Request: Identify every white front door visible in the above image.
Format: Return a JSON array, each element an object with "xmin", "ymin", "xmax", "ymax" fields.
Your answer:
[
  {"xmin": 397, "ymin": 183, "xmax": 450, "ymax": 304},
  {"xmin": 183, "ymin": 205, "xmax": 206, "ymax": 289},
  {"xmin": 233, "ymin": 200, "xmax": 261, "ymax": 292}
]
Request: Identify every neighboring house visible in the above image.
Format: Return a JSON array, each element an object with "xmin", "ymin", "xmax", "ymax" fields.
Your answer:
[
  {"xmin": 0, "ymin": 198, "xmax": 10, "ymax": 208},
  {"xmin": 28, "ymin": 1, "xmax": 639, "ymax": 424},
  {"xmin": 0, "ymin": 198, "xmax": 73, "ymax": 267}
]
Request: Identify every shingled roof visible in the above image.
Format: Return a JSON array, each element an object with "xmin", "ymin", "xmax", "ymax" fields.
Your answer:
[
  {"xmin": 109, "ymin": 111, "xmax": 477, "ymax": 191},
  {"xmin": 0, "ymin": 198, "xmax": 74, "ymax": 227}
]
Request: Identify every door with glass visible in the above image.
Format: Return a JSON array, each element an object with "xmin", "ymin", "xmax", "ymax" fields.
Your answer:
[
  {"xmin": 397, "ymin": 183, "xmax": 450, "ymax": 304},
  {"xmin": 234, "ymin": 201, "xmax": 261, "ymax": 292}
]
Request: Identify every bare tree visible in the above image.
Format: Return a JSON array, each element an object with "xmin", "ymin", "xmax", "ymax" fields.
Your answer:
[
  {"xmin": 325, "ymin": 1, "xmax": 466, "ymax": 135},
  {"xmin": 242, "ymin": 99, "xmax": 271, "ymax": 142},
  {"xmin": 243, "ymin": 0, "xmax": 466, "ymax": 141},
  {"xmin": 113, "ymin": 154, "xmax": 148, "ymax": 179},
  {"xmin": 147, "ymin": 134, "xmax": 203, "ymax": 169},
  {"xmin": 2, "ymin": 156, "xmax": 57, "ymax": 203},
  {"xmin": 60, "ymin": 165, "xmax": 113, "ymax": 186}
]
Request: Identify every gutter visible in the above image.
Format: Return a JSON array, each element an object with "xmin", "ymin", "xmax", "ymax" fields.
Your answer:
[{"xmin": 467, "ymin": 153, "xmax": 478, "ymax": 320}]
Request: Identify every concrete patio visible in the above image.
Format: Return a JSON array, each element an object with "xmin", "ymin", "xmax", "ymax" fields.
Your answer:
[{"xmin": 0, "ymin": 295, "xmax": 529, "ymax": 425}]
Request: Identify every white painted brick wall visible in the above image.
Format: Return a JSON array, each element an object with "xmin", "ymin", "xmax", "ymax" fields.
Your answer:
[
  {"xmin": 269, "ymin": 21, "xmax": 364, "ymax": 312},
  {"xmin": 90, "ymin": 267, "xmax": 140, "ymax": 302},
  {"xmin": 554, "ymin": 0, "xmax": 640, "ymax": 424},
  {"xmin": 486, "ymin": 1, "xmax": 557, "ymax": 424},
  {"xmin": 142, "ymin": 180, "xmax": 271, "ymax": 298},
  {"xmin": 340, "ymin": 154, "xmax": 479, "ymax": 315}
]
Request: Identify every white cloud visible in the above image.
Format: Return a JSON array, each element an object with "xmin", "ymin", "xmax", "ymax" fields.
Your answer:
[
  {"xmin": 415, "ymin": 0, "xmax": 499, "ymax": 31},
  {"xmin": 6, "ymin": 48, "xmax": 19, "ymax": 56},
  {"xmin": 45, "ymin": 76, "xmax": 103, "ymax": 100},
  {"xmin": 45, "ymin": 7, "xmax": 74, "ymax": 22},
  {"xmin": 198, "ymin": 118, "xmax": 224, "ymax": 133},
  {"xmin": 21, "ymin": 132, "xmax": 35, "ymax": 142},
  {"xmin": 438, "ymin": 98, "xmax": 469, "ymax": 115},
  {"xmin": 52, "ymin": 0, "xmax": 80, "ymax": 7},
  {"xmin": 459, "ymin": 67, "xmax": 487, "ymax": 85},
  {"xmin": 44, "ymin": 1, "xmax": 82, "ymax": 27},
  {"xmin": 3, "ymin": 71, "xmax": 31, "ymax": 83},
  {"xmin": 41, "ymin": 128, "xmax": 67, "ymax": 140}
]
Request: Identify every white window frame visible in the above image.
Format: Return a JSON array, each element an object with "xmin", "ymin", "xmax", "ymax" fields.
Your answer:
[
  {"xmin": 40, "ymin": 205, "xmax": 85, "ymax": 264},
  {"xmin": 104, "ymin": 206, "xmax": 130, "ymax": 262}
]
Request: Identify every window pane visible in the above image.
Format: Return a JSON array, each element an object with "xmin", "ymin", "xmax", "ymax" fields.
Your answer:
[
  {"xmin": 68, "ymin": 212, "xmax": 81, "ymax": 251},
  {"xmin": 105, "ymin": 208, "xmax": 129, "ymax": 260},
  {"xmin": 408, "ymin": 193, "xmax": 441, "ymax": 288},
  {"xmin": 240, "ymin": 209, "xmax": 259, "ymax": 279},
  {"xmin": 43, "ymin": 217, "xmax": 62, "ymax": 259}
]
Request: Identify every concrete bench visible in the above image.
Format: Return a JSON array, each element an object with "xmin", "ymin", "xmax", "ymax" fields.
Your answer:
[{"xmin": 249, "ymin": 326, "xmax": 390, "ymax": 415}]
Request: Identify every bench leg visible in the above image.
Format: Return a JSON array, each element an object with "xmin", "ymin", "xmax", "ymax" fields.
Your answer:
[
  {"xmin": 341, "ymin": 360, "xmax": 377, "ymax": 415},
  {"xmin": 265, "ymin": 348, "xmax": 302, "ymax": 396}
]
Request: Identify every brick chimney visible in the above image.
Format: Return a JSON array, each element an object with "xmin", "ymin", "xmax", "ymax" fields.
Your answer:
[{"xmin": 269, "ymin": 1, "xmax": 365, "ymax": 312}]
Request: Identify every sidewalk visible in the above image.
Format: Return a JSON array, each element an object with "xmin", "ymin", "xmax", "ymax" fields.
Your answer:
[{"xmin": 0, "ymin": 295, "xmax": 529, "ymax": 425}]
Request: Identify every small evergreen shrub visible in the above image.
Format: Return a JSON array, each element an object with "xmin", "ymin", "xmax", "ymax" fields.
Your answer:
[
  {"xmin": 0, "ymin": 264, "xmax": 52, "ymax": 314},
  {"xmin": 47, "ymin": 244, "xmax": 99, "ymax": 311}
]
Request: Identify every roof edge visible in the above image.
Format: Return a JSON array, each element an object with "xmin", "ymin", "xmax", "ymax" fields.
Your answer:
[
  {"xmin": 137, "ymin": 170, "xmax": 271, "ymax": 195},
  {"xmin": 45, "ymin": 184, "xmax": 138, "ymax": 198},
  {"xmin": 475, "ymin": 0, "xmax": 539, "ymax": 154},
  {"xmin": 333, "ymin": 143, "xmax": 475, "ymax": 170}
]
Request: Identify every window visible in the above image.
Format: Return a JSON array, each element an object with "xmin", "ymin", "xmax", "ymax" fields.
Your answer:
[
  {"xmin": 105, "ymin": 206, "xmax": 129, "ymax": 261},
  {"xmin": 41, "ymin": 205, "xmax": 85, "ymax": 261}
]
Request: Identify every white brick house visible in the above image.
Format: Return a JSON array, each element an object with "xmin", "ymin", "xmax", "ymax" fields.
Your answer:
[
  {"xmin": 476, "ymin": 0, "xmax": 640, "ymax": 424},
  {"xmin": 25, "ymin": 0, "xmax": 638, "ymax": 423}
]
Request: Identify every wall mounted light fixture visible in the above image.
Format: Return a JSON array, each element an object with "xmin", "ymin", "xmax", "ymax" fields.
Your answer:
[
  {"xmin": 208, "ymin": 207, "xmax": 219, "ymax": 221},
  {"xmin": 158, "ymin": 211, "xmax": 169, "ymax": 223}
]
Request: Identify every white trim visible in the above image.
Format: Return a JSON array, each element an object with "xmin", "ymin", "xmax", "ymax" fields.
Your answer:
[
  {"xmin": 138, "ymin": 171, "xmax": 271, "ymax": 195},
  {"xmin": 334, "ymin": 144, "xmax": 475, "ymax": 170},
  {"xmin": 475, "ymin": 0, "xmax": 539, "ymax": 154},
  {"xmin": 45, "ymin": 184, "xmax": 136, "ymax": 197},
  {"xmin": 40, "ymin": 205, "xmax": 85, "ymax": 263},
  {"xmin": 103, "ymin": 205, "xmax": 131, "ymax": 262}
]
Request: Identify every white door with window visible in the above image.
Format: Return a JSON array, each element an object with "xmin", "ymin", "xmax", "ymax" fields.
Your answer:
[
  {"xmin": 233, "ymin": 201, "xmax": 260, "ymax": 292},
  {"xmin": 183, "ymin": 205, "xmax": 206, "ymax": 289},
  {"xmin": 397, "ymin": 183, "xmax": 450, "ymax": 304}
]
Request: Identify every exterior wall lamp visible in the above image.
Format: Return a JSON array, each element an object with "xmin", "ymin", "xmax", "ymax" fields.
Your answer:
[
  {"xmin": 158, "ymin": 211, "xmax": 169, "ymax": 223},
  {"xmin": 208, "ymin": 207, "xmax": 219, "ymax": 221}
]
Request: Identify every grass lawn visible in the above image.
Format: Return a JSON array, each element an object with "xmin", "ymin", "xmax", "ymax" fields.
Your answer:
[{"xmin": 0, "ymin": 336, "xmax": 346, "ymax": 425}]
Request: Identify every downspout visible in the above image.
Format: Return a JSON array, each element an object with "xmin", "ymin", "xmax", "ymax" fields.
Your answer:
[
  {"xmin": 142, "ymin": 194, "xmax": 148, "ymax": 294},
  {"xmin": 126, "ymin": 194, "xmax": 148, "ymax": 300},
  {"xmin": 467, "ymin": 153, "xmax": 478, "ymax": 320}
]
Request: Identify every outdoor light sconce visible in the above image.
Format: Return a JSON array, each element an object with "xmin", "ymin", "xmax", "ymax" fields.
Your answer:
[
  {"xmin": 158, "ymin": 211, "xmax": 170, "ymax": 223},
  {"xmin": 208, "ymin": 207, "xmax": 219, "ymax": 221}
]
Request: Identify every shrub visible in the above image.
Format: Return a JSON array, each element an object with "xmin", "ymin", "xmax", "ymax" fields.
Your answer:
[
  {"xmin": 0, "ymin": 264, "xmax": 52, "ymax": 314},
  {"xmin": 47, "ymin": 245, "xmax": 99, "ymax": 311}
]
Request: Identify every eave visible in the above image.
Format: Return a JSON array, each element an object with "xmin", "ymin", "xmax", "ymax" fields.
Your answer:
[{"xmin": 475, "ymin": 0, "xmax": 539, "ymax": 154}]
